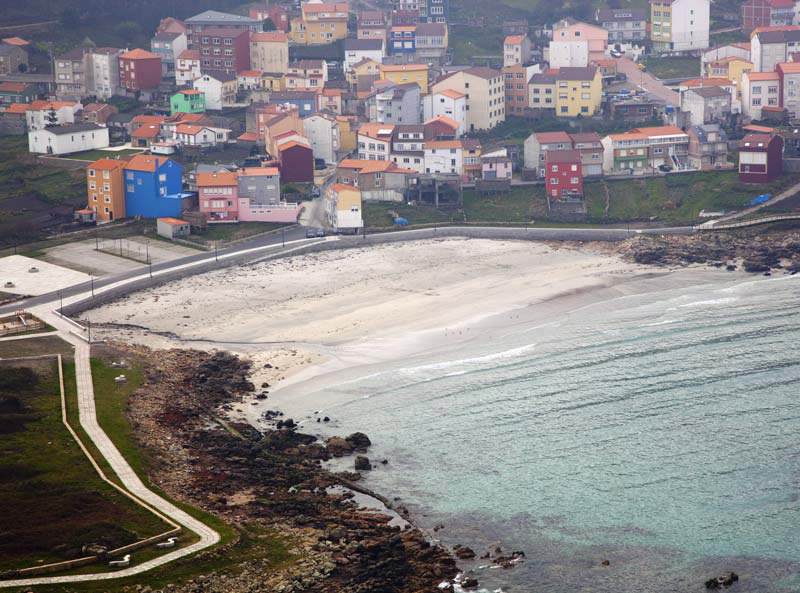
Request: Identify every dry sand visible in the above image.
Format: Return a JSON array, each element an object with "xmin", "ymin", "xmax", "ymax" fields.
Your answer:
[{"xmin": 86, "ymin": 238, "xmax": 669, "ymax": 410}]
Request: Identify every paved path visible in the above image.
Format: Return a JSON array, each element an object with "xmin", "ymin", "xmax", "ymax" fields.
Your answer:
[
  {"xmin": 614, "ymin": 56, "xmax": 681, "ymax": 106},
  {"xmin": 699, "ymin": 179, "xmax": 800, "ymax": 228},
  {"xmin": 0, "ymin": 316, "xmax": 220, "ymax": 587}
]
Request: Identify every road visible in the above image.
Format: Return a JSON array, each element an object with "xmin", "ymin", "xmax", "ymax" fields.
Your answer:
[{"xmin": 614, "ymin": 56, "xmax": 680, "ymax": 107}]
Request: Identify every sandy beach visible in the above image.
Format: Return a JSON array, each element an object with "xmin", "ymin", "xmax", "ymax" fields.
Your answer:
[{"xmin": 84, "ymin": 237, "xmax": 701, "ymax": 421}]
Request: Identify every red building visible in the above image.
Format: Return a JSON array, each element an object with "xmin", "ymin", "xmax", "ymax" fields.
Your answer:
[
  {"xmin": 195, "ymin": 28, "xmax": 250, "ymax": 73},
  {"xmin": 249, "ymin": 4, "xmax": 289, "ymax": 32},
  {"xmin": 277, "ymin": 139, "xmax": 314, "ymax": 183},
  {"xmin": 118, "ymin": 49, "xmax": 163, "ymax": 91},
  {"xmin": 544, "ymin": 149, "xmax": 583, "ymax": 200},
  {"xmin": 738, "ymin": 133, "xmax": 783, "ymax": 183},
  {"xmin": 742, "ymin": 0, "xmax": 796, "ymax": 36}
]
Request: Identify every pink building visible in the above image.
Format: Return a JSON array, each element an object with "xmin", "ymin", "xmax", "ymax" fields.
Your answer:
[
  {"xmin": 197, "ymin": 171, "xmax": 239, "ymax": 221},
  {"xmin": 481, "ymin": 156, "xmax": 512, "ymax": 179},
  {"xmin": 552, "ymin": 18, "xmax": 608, "ymax": 64}
]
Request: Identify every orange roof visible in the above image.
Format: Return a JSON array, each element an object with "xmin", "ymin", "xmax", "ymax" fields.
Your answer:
[
  {"xmin": 178, "ymin": 89, "xmax": 202, "ymax": 96},
  {"xmin": 778, "ymin": 61, "xmax": 800, "ymax": 73},
  {"xmin": 237, "ymin": 132, "xmax": 258, "ymax": 141},
  {"xmin": 426, "ymin": 140, "xmax": 463, "ymax": 149},
  {"xmin": 683, "ymin": 78, "xmax": 732, "ymax": 87},
  {"xmin": 0, "ymin": 82, "xmax": 29, "ymax": 92},
  {"xmin": 751, "ymin": 24, "xmax": 799, "ymax": 37},
  {"xmin": 251, "ymin": 32, "xmax": 288, "ymax": 42},
  {"xmin": 120, "ymin": 48, "xmax": 160, "ymax": 60},
  {"xmin": 303, "ymin": 2, "xmax": 348, "ymax": 13},
  {"xmin": 198, "ymin": 171, "xmax": 237, "ymax": 186},
  {"xmin": 29, "ymin": 100, "xmax": 78, "ymax": 110},
  {"xmin": 131, "ymin": 125, "xmax": 161, "ymax": 138},
  {"xmin": 159, "ymin": 217, "xmax": 189, "ymax": 225},
  {"xmin": 338, "ymin": 159, "xmax": 395, "ymax": 173},
  {"xmin": 358, "ymin": 122, "xmax": 394, "ymax": 139},
  {"xmin": 178, "ymin": 49, "xmax": 200, "ymax": 60},
  {"xmin": 608, "ymin": 132, "xmax": 648, "ymax": 141},
  {"xmin": 391, "ymin": 25, "xmax": 416, "ymax": 32},
  {"xmin": 238, "ymin": 70, "xmax": 261, "ymax": 77},
  {"xmin": 176, "ymin": 124, "xmax": 213, "ymax": 134},
  {"xmin": 168, "ymin": 113, "xmax": 206, "ymax": 123},
  {"xmin": 747, "ymin": 71, "xmax": 780, "ymax": 80},
  {"xmin": 125, "ymin": 154, "xmax": 169, "ymax": 172},
  {"xmin": 278, "ymin": 140, "xmax": 311, "ymax": 151},
  {"xmin": 438, "ymin": 89, "xmax": 465, "ymax": 99},
  {"xmin": 330, "ymin": 183, "xmax": 360, "ymax": 192},
  {"xmin": 381, "ymin": 63, "xmax": 427, "ymax": 72},
  {"xmin": 88, "ymin": 158, "xmax": 127, "ymax": 170},
  {"xmin": 629, "ymin": 125, "xmax": 686, "ymax": 137},
  {"xmin": 2, "ymin": 37, "xmax": 29, "ymax": 46},
  {"xmin": 732, "ymin": 42, "xmax": 751, "ymax": 50},
  {"xmin": 132, "ymin": 115, "xmax": 165, "ymax": 125},
  {"xmin": 4, "ymin": 103, "xmax": 29, "ymax": 114},
  {"xmin": 504, "ymin": 35, "xmax": 526, "ymax": 44},
  {"xmin": 424, "ymin": 115, "xmax": 459, "ymax": 129},
  {"xmin": 743, "ymin": 124, "xmax": 775, "ymax": 133},
  {"xmin": 239, "ymin": 167, "xmax": 280, "ymax": 176}
]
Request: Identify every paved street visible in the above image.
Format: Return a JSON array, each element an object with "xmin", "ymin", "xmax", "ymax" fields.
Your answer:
[{"xmin": 614, "ymin": 56, "xmax": 680, "ymax": 106}]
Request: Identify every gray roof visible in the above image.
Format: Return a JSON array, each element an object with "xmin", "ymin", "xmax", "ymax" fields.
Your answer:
[
  {"xmin": 185, "ymin": 10, "xmax": 259, "ymax": 25},
  {"xmin": 44, "ymin": 123, "xmax": 105, "ymax": 136},
  {"xmin": 596, "ymin": 8, "xmax": 646, "ymax": 22},
  {"xmin": 555, "ymin": 66, "xmax": 597, "ymax": 81},
  {"xmin": 344, "ymin": 38, "xmax": 384, "ymax": 51},
  {"xmin": 757, "ymin": 29, "xmax": 800, "ymax": 43},
  {"xmin": 688, "ymin": 86, "xmax": 731, "ymax": 99},
  {"xmin": 416, "ymin": 22, "xmax": 447, "ymax": 36},
  {"xmin": 58, "ymin": 48, "xmax": 85, "ymax": 61},
  {"xmin": 153, "ymin": 31, "xmax": 181, "ymax": 41},
  {"xmin": 202, "ymin": 70, "xmax": 237, "ymax": 83},
  {"xmin": 691, "ymin": 124, "xmax": 728, "ymax": 143}
]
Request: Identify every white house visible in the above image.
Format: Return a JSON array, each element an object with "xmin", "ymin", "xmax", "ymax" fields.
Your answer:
[
  {"xmin": 344, "ymin": 38, "xmax": 384, "ymax": 73},
  {"xmin": 176, "ymin": 50, "xmax": 201, "ymax": 87},
  {"xmin": 193, "ymin": 71, "xmax": 237, "ymax": 110},
  {"xmin": 369, "ymin": 82, "xmax": 421, "ymax": 125},
  {"xmin": 423, "ymin": 89, "xmax": 467, "ymax": 136},
  {"xmin": 424, "ymin": 140, "xmax": 464, "ymax": 175},
  {"xmin": 651, "ymin": 0, "xmax": 710, "ymax": 53},
  {"xmin": 26, "ymin": 100, "xmax": 82, "ymax": 131},
  {"xmin": 302, "ymin": 113, "xmax": 341, "ymax": 164},
  {"xmin": 547, "ymin": 40, "xmax": 589, "ymax": 68},
  {"xmin": 87, "ymin": 48, "xmax": 123, "ymax": 99},
  {"xmin": 175, "ymin": 124, "xmax": 231, "ymax": 147},
  {"xmin": 327, "ymin": 184, "xmax": 363, "ymax": 233},
  {"xmin": 357, "ymin": 122, "xmax": 394, "ymax": 160},
  {"xmin": 28, "ymin": 123, "xmax": 109, "ymax": 155},
  {"xmin": 750, "ymin": 28, "xmax": 800, "ymax": 73}
]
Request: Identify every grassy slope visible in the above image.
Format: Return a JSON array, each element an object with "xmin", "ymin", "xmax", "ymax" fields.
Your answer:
[
  {"xmin": 585, "ymin": 172, "xmax": 800, "ymax": 224},
  {"xmin": 0, "ymin": 358, "xmax": 169, "ymax": 572},
  {"xmin": 642, "ymin": 56, "xmax": 701, "ymax": 79}
]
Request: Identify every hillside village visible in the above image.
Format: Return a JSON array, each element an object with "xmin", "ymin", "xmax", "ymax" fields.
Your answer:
[{"xmin": 2, "ymin": 0, "xmax": 800, "ymax": 236}]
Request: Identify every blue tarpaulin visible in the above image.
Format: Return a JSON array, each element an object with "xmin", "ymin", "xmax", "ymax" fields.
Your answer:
[
  {"xmin": 747, "ymin": 194, "xmax": 771, "ymax": 206},
  {"xmin": 394, "ymin": 217, "xmax": 409, "ymax": 225}
]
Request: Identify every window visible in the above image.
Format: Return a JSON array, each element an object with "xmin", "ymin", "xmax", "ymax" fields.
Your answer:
[
  {"xmin": 570, "ymin": 177, "xmax": 578, "ymax": 184},
  {"xmin": 127, "ymin": 184, "xmax": 134, "ymax": 192},
  {"xmin": 102, "ymin": 170, "xmax": 110, "ymax": 179},
  {"xmin": 570, "ymin": 164, "xmax": 577, "ymax": 171},
  {"xmin": 126, "ymin": 171, "xmax": 133, "ymax": 180},
  {"xmin": 551, "ymin": 165, "xmax": 558, "ymax": 172},
  {"xmin": 88, "ymin": 169, "xmax": 96, "ymax": 177},
  {"xmin": 89, "ymin": 181, "xmax": 96, "ymax": 190},
  {"xmin": 224, "ymin": 38, "xmax": 232, "ymax": 45},
  {"xmin": 560, "ymin": 106, "xmax": 568, "ymax": 113},
  {"xmin": 104, "ymin": 195, "xmax": 111, "ymax": 203},
  {"xmin": 550, "ymin": 178, "xmax": 558, "ymax": 184}
]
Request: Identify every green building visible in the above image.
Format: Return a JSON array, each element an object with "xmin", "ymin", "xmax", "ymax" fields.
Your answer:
[
  {"xmin": 170, "ymin": 89, "xmax": 205, "ymax": 115},
  {"xmin": 0, "ymin": 82, "xmax": 36, "ymax": 105}
]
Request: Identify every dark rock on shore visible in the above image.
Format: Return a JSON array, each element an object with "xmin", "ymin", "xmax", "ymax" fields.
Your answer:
[
  {"xmin": 453, "ymin": 545, "xmax": 476, "ymax": 559},
  {"xmin": 705, "ymin": 572, "xmax": 739, "ymax": 589},
  {"xmin": 345, "ymin": 432, "xmax": 372, "ymax": 451},
  {"xmin": 354, "ymin": 456, "xmax": 371, "ymax": 471}
]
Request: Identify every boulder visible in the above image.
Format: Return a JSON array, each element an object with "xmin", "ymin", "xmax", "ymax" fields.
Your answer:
[
  {"xmin": 345, "ymin": 432, "xmax": 372, "ymax": 451},
  {"xmin": 454, "ymin": 545, "xmax": 476, "ymax": 560},
  {"xmin": 355, "ymin": 456, "xmax": 371, "ymax": 471}
]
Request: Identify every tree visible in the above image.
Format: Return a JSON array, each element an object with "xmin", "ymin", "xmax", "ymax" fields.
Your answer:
[
  {"xmin": 45, "ymin": 108, "xmax": 59, "ymax": 128},
  {"xmin": 262, "ymin": 17, "xmax": 276, "ymax": 32}
]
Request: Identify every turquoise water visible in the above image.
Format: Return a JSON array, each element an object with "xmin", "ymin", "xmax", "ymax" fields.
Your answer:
[{"xmin": 310, "ymin": 274, "xmax": 800, "ymax": 591}]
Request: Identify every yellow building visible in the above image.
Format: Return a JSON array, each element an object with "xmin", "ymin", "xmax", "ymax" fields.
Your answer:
[
  {"xmin": 336, "ymin": 115, "xmax": 358, "ymax": 152},
  {"xmin": 348, "ymin": 57, "xmax": 381, "ymax": 86},
  {"xmin": 86, "ymin": 158, "xmax": 127, "ymax": 222},
  {"xmin": 259, "ymin": 72, "xmax": 286, "ymax": 91},
  {"xmin": 554, "ymin": 66, "xmax": 602, "ymax": 117},
  {"xmin": 289, "ymin": 2, "xmax": 349, "ymax": 45},
  {"xmin": 705, "ymin": 56, "xmax": 752, "ymax": 100},
  {"xmin": 379, "ymin": 63, "xmax": 430, "ymax": 94}
]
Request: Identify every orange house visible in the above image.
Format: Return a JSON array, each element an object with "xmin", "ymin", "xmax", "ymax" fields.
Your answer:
[{"xmin": 86, "ymin": 158, "xmax": 127, "ymax": 222}]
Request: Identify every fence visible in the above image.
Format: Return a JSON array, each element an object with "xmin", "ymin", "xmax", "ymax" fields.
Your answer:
[{"xmin": 0, "ymin": 312, "xmax": 46, "ymax": 337}]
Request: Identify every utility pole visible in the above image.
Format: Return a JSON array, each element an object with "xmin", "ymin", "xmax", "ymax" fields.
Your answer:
[
  {"xmin": 281, "ymin": 226, "xmax": 285, "ymax": 247},
  {"xmin": 215, "ymin": 241, "xmax": 219, "ymax": 262},
  {"xmin": 59, "ymin": 290, "xmax": 63, "ymax": 316},
  {"xmin": 87, "ymin": 319, "xmax": 91, "ymax": 343},
  {"xmin": 90, "ymin": 275, "xmax": 94, "ymax": 297}
]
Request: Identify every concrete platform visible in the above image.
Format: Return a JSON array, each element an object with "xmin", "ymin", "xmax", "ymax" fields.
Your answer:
[{"xmin": 0, "ymin": 255, "xmax": 92, "ymax": 295}]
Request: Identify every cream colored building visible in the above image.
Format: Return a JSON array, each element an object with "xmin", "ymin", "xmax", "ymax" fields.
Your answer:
[
  {"xmin": 250, "ymin": 32, "xmax": 289, "ymax": 74},
  {"xmin": 430, "ymin": 67, "xmax": 504, "ymax": 131}
]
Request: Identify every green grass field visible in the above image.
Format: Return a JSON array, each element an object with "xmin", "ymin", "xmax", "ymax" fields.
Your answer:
[
  {"xmin": 363, "ymin": 202, "xmax": 455, "ymax": 227},
  {"xmin": 61, "ymin": 149, "xmax": 144, "ymax": 161},
  {"xmin": 643, "ymin": 56, "xmax": 701, "ymax": 79},
  {"xmin": 585, "ymin": 171, "xmax": 800, "ymax": 224},
  {"xmin": 0, "ymin": 357, "xmax": 170, "ymax": 572},
  {"xmin": 463, "ymin": 187, "xmax": 549, "ymax": 222}
]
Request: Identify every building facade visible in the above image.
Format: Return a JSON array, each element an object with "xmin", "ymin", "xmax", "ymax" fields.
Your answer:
[
  {"xmin": 119, "ymin": 49, "xmax": 163, "ymax": 92},
  {"xmin": 86, "ymin": 157, "xmax": 127, "ymax": 221},
  {"xmin": 650, "ymin": 0, "xmax": 710, "ymax": 52},
  {"xmin": 123, "ymin": 155, "xmax": 184, "ymax": 218},
  {"xmin": 545, "ymin": 149, "xmax": 584, "ymax": 200},
  {"xmin": 739, "ymin": 132, "xmax": 783, "ymax": 182},
  {"xmin": 595, "ymin": 8, "xmax": 647, "ymax": 42},
  {"xmin": 430, "ymin": 67, "xmax": 504, "ymax": 131}
]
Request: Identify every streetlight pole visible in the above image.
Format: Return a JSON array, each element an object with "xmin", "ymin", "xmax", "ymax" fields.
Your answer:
[
  {"xmin": 87, "ymin": 319, "xmax": 91, "ymax": 343},
  {"xmin": 59, "ymin": 290, "xmax": 63, "ymax": 316},
  {"xmin": 281, "ymin": 226, "xmax": 285, "ymax": 247},
  {"xmin": 90, "ymin": 275, "xmax": 94, "ymax": 297},
  {"xmin": 214, "ymin": 241, "xmax": 219, "ymax": 262}
]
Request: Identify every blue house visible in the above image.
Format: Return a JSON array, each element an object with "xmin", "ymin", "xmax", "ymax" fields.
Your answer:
[
  {"xmin": 390, "ymin": 26, "xmax": 416, "ymax": 55},
  {"xmin": 123, "ymin": 155, "xmax": 185, "ymax": 218}
]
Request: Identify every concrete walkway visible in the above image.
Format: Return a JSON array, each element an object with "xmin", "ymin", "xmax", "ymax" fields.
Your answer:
[{"xmin": 0, "ymin": 316, "xmax": 220, "ymax": 587}]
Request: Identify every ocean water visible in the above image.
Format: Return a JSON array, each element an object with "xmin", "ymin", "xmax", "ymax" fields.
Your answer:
[{"xmin": 296, "ymin": 274, "xmax": 800, "ymax": 592}]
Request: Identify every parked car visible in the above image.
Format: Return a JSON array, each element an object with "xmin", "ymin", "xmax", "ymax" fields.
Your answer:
[
  {"xmin": 306, "ymin": 228, "xmax": 316, "ymax": 238},
  {"xmin": 610, "ymin": 50, "xmax": 623, "ymax": 58},
  {"xmin": 658, "ymin": 164, "xmax": 672, "ymax": 172},
  {"xmin": 316, "ymin": 229, "xmax": 325, "ymax": 237},
  {"xmin": 310, "ymin": 186, "xmax": 321, "ymax": 198}
]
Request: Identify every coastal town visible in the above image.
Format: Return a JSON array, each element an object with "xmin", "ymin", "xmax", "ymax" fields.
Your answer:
[
  {"xmin": 2, "ymin": 1, "xmax": 800, "ymax": 593},
  {"xmin": 2, "ymin": 0, "xmax": 800, "ymax": 240}
]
